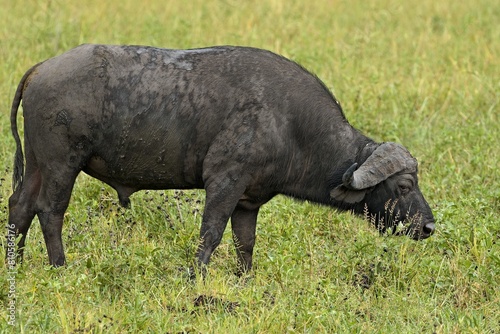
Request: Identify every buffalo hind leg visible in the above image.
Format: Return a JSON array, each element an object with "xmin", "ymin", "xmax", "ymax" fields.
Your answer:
[
  {"xmin": 7, "ymin": 168, "xmax": 41, "ymax": 265},
  {"xmin": 231, "ymin": 205, "xmax": 259, "ymax": 275},
  {"xmin": 36, "ymin": 169, "xmax": 79, "ymax": 267}
]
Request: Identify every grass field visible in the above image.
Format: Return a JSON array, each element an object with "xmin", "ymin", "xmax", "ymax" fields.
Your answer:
[{"xmin": 1, "ymin": 0, "xmax": 499, "ymax": 332}]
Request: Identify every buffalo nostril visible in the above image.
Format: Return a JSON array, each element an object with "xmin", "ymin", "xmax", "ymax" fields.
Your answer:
[{"xmin": 423, "ymin": 222, "xmax": 435, "ymax": 235}]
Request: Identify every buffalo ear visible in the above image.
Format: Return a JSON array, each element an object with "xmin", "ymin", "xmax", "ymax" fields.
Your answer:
[{"xmin": 330, "ymin": 185, "xmax": 367, "ymax": 204}]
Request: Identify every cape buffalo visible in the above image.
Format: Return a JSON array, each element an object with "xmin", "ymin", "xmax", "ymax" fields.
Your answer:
[{"xmin": 7, "ymin": 44, "xmax": 435, "ymax": 272}]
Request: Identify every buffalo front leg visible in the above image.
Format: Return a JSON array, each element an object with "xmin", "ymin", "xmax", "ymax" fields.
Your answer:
[
  {"xmin": 231, "ymin": 205, "xmax": 259, "ymax": 275},
  {"xmin": 196, "ymin": 177, "xmax": 247, "ymax": 269}
]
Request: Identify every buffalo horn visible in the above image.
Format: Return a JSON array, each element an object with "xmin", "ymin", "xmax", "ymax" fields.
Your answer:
[{"xmin": 346, "ymin": 142, "xmax": 417, "ymax": 190}]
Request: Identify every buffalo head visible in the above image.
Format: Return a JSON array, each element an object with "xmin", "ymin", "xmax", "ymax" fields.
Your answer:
[{"xmin": 331, "ymin": 142, "xmax": 435, "ymax": 239}]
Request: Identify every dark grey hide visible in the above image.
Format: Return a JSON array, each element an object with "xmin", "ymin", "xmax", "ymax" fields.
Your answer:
[{"xmin": 8, "ymin": 44, "xmax": 435, "ymax": 272}]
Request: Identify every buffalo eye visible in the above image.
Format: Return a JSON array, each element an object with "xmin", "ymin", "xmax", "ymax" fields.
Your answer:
[
  {"xmin": 395, "ymin": 175, "xmax": 414, "ymax": 196},
  {"xmin": 398, "ymin": 184, "xmax": 411, "ymax": 196}
]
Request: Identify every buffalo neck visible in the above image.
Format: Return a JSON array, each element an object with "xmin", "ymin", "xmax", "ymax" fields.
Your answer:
[{"xmin": 277, "ymin": 108, "xmax": 376, "ymax": 207}]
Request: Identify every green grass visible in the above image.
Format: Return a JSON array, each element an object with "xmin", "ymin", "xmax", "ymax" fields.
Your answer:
[{"xmin": 1, "ymin": 0, "xmax": 499, "ymax": 332}]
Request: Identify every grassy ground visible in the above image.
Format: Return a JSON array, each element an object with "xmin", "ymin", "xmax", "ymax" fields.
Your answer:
[{"xmin": 1, "ymin": 0, "xmax": 499, "ymax": 332}]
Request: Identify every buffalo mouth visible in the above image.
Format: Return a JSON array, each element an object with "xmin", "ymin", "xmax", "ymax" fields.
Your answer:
[
  {"xmin": 394, "ymin": 220, "xmax": 435, "ymax": 240},
  {"xmin": 365, "ymin": 204, "xmax": 435, "ymax": 240}
]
